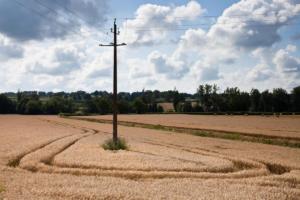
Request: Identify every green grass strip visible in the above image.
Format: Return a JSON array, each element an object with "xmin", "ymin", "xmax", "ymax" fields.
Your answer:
[{"xmin": 64, "ymin": 116, "xmax": 300, "ymax": 149}]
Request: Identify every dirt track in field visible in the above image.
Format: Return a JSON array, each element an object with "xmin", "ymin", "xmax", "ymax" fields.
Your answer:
[
  {"xmin": 79, "ymin": 114, "xmax": 300, "ymax": 139},
  {"xmin": 1, "ymin": 115, "xmax": 300, "ymax": 199}
]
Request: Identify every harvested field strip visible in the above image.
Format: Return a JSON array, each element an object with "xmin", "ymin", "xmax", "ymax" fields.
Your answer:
[
  {"xmin": 45, "ymin": 129, "xmax": 100, "ymax": 166},
  {"xmin": 7, "ymin": 119, "xmax": 92, "ymax": 168},
  {"xmin": 7, "ymin": 133, "xmax": 76, "ymax": 167},
  {"xmin": 52, "ymin": 162, "xmax": 235, "ymax": 174},
  {"xmin": 35, "ymin": 166, "xmax": 270, "ymax": 180},
  {"xmin": 17, "ymin": 121, "xmax": 101, "ymax": 172},
  {"xmin": 19, "ymin": 133, "xmax": 91, "ymax": 172},
  {"xmin": 142, "ymin": 141, "xmax": 266, "ymax": 172},
  {"xmin": 68, "ymin": 117, "xmax": 300, "ymax": 148},
  {"xmin": 143, "ymin": 140, "xmax": 296, "ymax": 174}
]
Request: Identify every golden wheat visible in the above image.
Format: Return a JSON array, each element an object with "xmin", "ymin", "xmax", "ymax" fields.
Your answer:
[{"xmin": 0, "ymin": 115, "xmax": 299, "ymax": 199}]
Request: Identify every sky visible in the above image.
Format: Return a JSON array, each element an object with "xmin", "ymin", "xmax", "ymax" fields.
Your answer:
[{"xmin": 0, "ymin": 0, "xmax": 300, "ymax": 93}]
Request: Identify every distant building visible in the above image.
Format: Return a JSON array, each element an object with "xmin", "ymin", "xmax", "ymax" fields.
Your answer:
[{"xmin": 157, "ymin": 102, "xmax": 175, "ymax": 112}]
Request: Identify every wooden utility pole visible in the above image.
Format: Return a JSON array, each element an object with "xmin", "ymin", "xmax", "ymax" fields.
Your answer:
[{"xmin": 99, "ymin": 19, "xmax": 126, "ymax": 143}]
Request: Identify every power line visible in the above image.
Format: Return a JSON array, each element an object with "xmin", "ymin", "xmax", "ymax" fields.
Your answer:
[
  {"xmin": 116, "ymin": 13, "xmax": 300, "ymax": 21},
  {"xmin": 12, "ymin": 0, "xmax": 77, "ymax": 36},
  {"xmin": 50, "ymin": 0, "xmax": 115, "ymax": 29},
  {"xmin": 10, "ymin": 0, "xmax": 300, "ymax": 45},
  {"xmin": 125, "ymin": 16, "xmax": 300, "ymax": 28},
  {"xmin": 53, "ymin": 0, "xmax": 115, "ymax": 24},
  {"xmin": 11, "ymin": 0, "xmax": 105, "ymax": 42},
  {"xmin": 33, "ymin": 0, "xmax": 61, "ymax": 16},
  {"xmin": 125, "ymin": 21, "xmax": 300, "ymax": 32},
  {"xmin": 51, "ymin": 0, "xmax": 89, "ymax": 24},
  {"xmin": 32, "ymin": 0, "xmax": 115, "ymax": 43},
  {"xmin": 116, "ymin": 13, "xmax": 300, "ymax": 33},
  {"xmin": 32, "ymin": 0, "xmax": 108, "ymax": 39},
  {"xmin": 12, "ymin": 0, "xmax": 52, "ymax": 24},
  {"xmin": 51, "ymin": 0, "xmax": 116, "ymax": 26},
  {"xmin": 117, "ymin": 13, "xmax": 300, "ymax": 32},
  {"xmin": 12, "ymin": 0, "xmax": 120, "ymax": 47}
]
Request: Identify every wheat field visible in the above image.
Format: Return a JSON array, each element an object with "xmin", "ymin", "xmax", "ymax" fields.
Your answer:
[{"xmin": 0, "ymin": 115, "xmax": 300, "ymax": 199}]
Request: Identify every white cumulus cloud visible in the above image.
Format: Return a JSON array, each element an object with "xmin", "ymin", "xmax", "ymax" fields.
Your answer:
[
  {"xmin": 208, "ymin": 0, "xmax": 300, "ymax": 50},
  {"xmin": 122, "ymin": 1, "xmax": 205, "ymax": 46},
  {"xmin": 273, "ymin": 45, "xmax": 300, "ymax": 77}
]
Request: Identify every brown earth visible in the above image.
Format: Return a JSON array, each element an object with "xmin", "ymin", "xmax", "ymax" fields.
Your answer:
[
  {"xmin": 0, "ymin": 115, "xmax": 300, "ymax": 199},
  {"xmin": 79, "ymin": 114, "xmax": 300, "ymax": 139}
]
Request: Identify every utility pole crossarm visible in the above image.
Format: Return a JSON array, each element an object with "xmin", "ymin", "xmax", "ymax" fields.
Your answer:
[
  {"xmin": 99, "ymin": 43, "xmax": 126, "ymax": 47},
  {"xmin": 98, "ymin": 18, "xmax": 126, "ymax": 143},
  {"xmin": 99, "ymin": 43, "xmax": 114, "ymax": 46},
  {"xmin": 116, "ymin": 43, "xmax": 127, "ymax": 46}
]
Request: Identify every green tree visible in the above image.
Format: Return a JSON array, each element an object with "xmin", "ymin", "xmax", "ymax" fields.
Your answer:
[
  {"xmin": 17, "ymin": 96, "xmax": 29, "ymax": 114},
  {"xmin": 259, "ymin": 90, "xmax": 273, "ymax": 112},
  {"xmin": 118, "ymin": 100, "xmax": 131, "ymax": 114},
  {"xmin": 224, "ymin": 87, "xmax": 240, "ymax": 111},
  {"xmin": 86, "ymin": 97, "xmax": 111, "ymax": 114},
  {"xmin": 272, "ymin": 88, "xmax": 289, "ymax": 112},
  {"xmin": 44, "ymin": 96, "xmax": 74, "ymax": 114},
  {"xmin": 239, "ymin": 92, "xmax": 250, "ymax": 111},
  {"xmin": 96, "ymin": 97, "xmax": 111, "ymax": 114},
  {"xmin": 25, "ymin": 100, "xmax": 43, "ymax": 114},
  {"xmin": 0, "ymin": 94, "xmax": 16, "ymax": 114},
  {"xmin": 173, "ymin": 89, "xmax": 184, "ymax": 112},
  {"xmin": 196, "ymin": 84, "xmax": 219, "ymax": 111},
  {"xmin": 86, "ymin": 99, "xmax": 98, "ymax": 113},
  {"xmin": 223, "ymin": 88, "xmax": 250, "ymax": 111},
  {"xmin": 16, "ymin": 93, "xmax": 43, "ymax": 114},
  {"xmin": 133, "ymin": 98, "xmax": 147, "ymax": 114},
  {"xmin": 291, "ymin": 86, "xmax": 300, "ymax": 112},
  {"xmin": 250, "ymin": 89, "xmax": 260, "ymax": 112}
]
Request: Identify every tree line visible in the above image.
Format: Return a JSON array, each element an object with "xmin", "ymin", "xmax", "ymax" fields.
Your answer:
[
  {"xmin": 0, "ymin": 85, "xmax": 300, "ymax": 115},
  {"xmin": 195, "ymin": 85, "xmax": 300, "ymax": 113}
]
